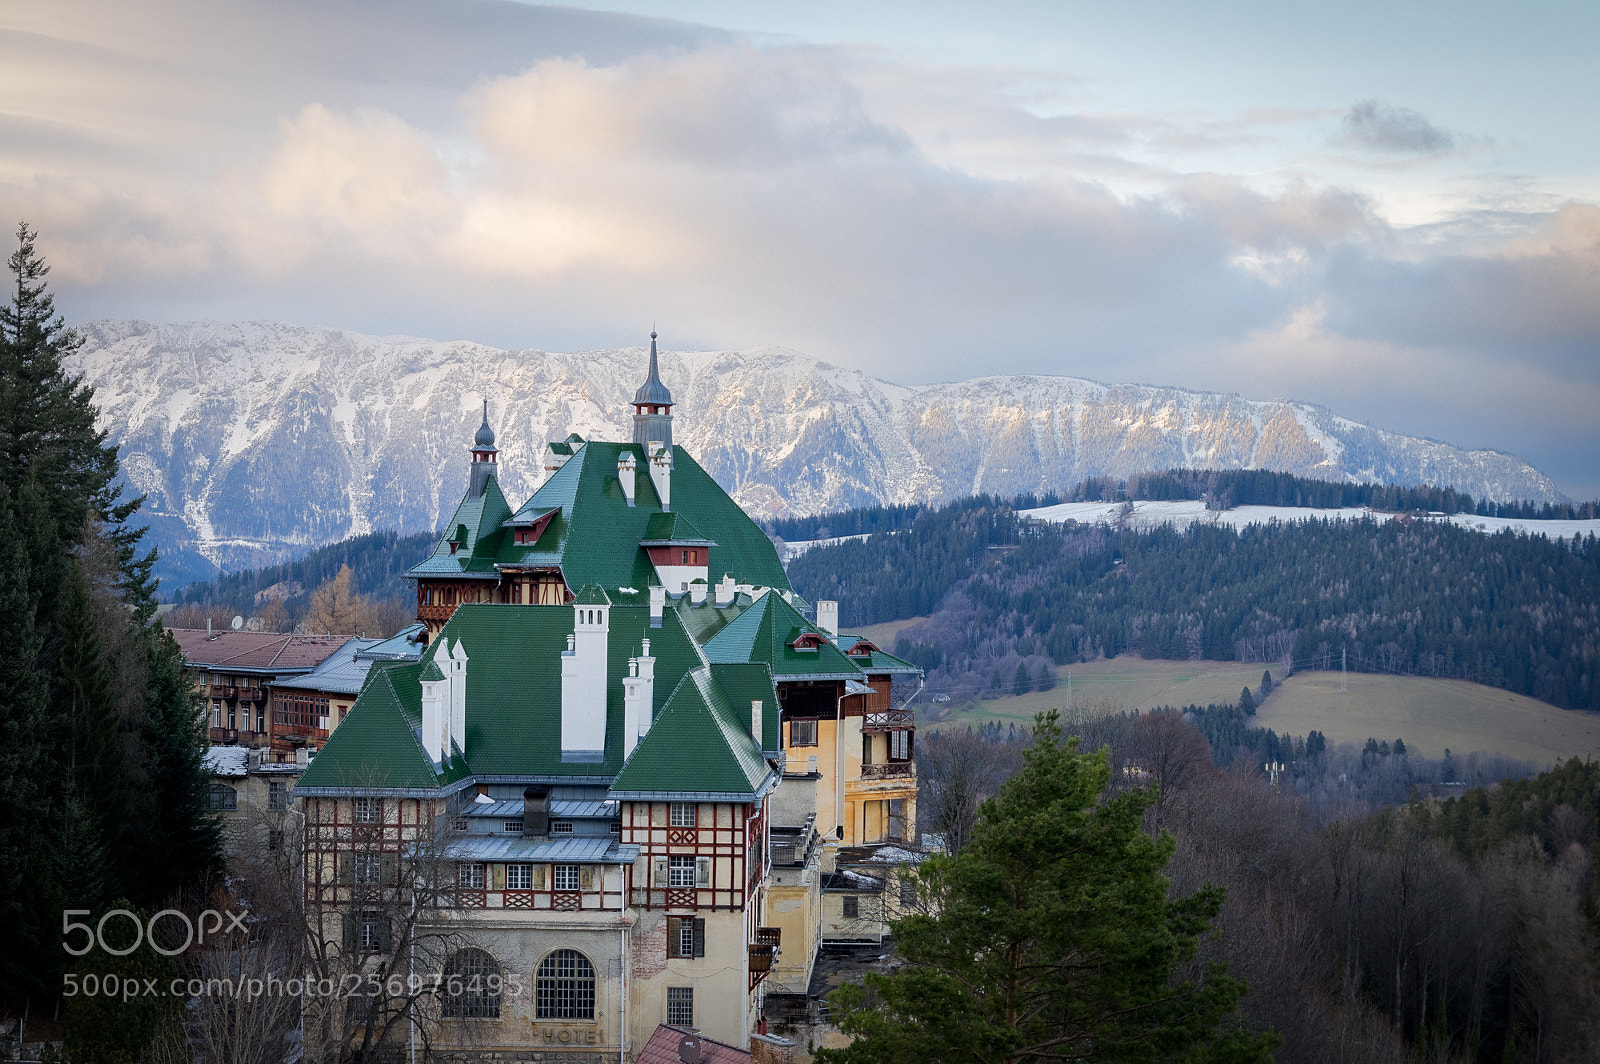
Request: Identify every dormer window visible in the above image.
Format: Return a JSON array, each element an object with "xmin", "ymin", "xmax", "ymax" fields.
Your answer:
[
  {"xmin": 449, "ymin": 541, "xmax": 461, "ymax": 555},
  {"xmin": 680, "ymin": 549, "xmax": 699, "ymax": 565},
  {"xmin": 791, "ymin": 632, "xmax": 828, "ymax": 652}
]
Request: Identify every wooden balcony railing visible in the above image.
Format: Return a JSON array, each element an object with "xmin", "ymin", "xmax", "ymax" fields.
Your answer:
[
  {"xmin": 862, "ymin": 710, "xmax": 915, "ymax": 731},
  {"xmin": 860, "ymin": 762, "xmax": 915, "ymax": 780},
  {"xmin": 749, "ymin": 926, "xmax": 781, "ymax": 988}
]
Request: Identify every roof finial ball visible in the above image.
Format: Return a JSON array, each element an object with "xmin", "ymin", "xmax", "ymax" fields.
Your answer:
[
  {"xmin": 632, "ymin": 329, "xmax": 674, "ymax": 449},
  {"xmin": 468, "ymin": 397, "xmax": 499, "ymax": 498}
]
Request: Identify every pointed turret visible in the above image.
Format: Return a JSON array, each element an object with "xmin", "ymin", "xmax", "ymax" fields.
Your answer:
[
  {"xmin": 631, "ymin": 331, "xmax": 674, "ymax": 449},
  {"xmin": 468, "ymin": 399, "xmax": 499, "ymax": 498}
]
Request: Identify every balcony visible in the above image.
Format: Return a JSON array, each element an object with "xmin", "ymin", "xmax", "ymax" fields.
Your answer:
[
  {"xmin": 862, "ymin": 710, "xmax": 915, "ymax": 731},
  {"xmin": 211, "ymin": 685, "xmax": 238, "ymax": 699},
  {"xmin": 860, "ymin": 762, "xmax": 915, "ymax": 780},
  {"xmin": 749, "ymin": 927, "xmax": 781, "ymax": 989},
  {"xmin": 237, "ymin": 689, "xmax": 265, "ymax": 703}
]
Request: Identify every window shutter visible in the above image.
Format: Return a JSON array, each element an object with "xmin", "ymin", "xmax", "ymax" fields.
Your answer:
[
  {"xmin": 695, "ymin": 856, "xmax": 711, "ymax": 887},
  {"xmin": 667, "ymin": 917, "xmax": 683, "ymax": 958},
  {"xmin": 533, "ymin": 864, "xmax": 546, "ymax": 889},
  {"xmin": 491, "ymin": 864, "xmax": 505, "ymax": 890},
  {"xmin": 652, "ymin": 856, "xmax": 669, "ymax": 887},
  {"xmin": 579, "ymin": 866, "xmax": 595, "ymax": 890},
  {"xmin": 341, "ymin": 913, "xmax": 356, "ymax": 952},
  {"xmin": 377, "ymin": 915, "xmax": 393, "ymax": 954},
  {"xmin": 692, "ymin": 918, "xmax": 706, "ymax": 959},
  {"xmin": 380, "ymin": 852, "xmax": 397, "ymax": 885},
  {"xmin": 337, "ymin": 853, "xmax": 354, "ymax": 885}
]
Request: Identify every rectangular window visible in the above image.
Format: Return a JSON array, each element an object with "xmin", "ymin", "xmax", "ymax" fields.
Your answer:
[
  {"xmin": 268, "ymin": 781, "xmax": 289, "ymax": 811},
  {"xmin": 668, "ymin": 855, "xmax": 695, "ymax": 888},
  {"xmin": 890, "ymin": 730, "xmax": 912, "ymax": 761},
  {"xmin": 208, "ymin": 784, "xmax": 237, "ymax": 811},
  {"xmin": 696, "ymin": 856, "xmax": 712, "ymax": 887},
  {"xmin": 667, "ymin": 917, "xmax": 706, "ymax": 959},
  {"xmin": 211, "ymin": 702, "xmax": 222, "ymax": 728},
  {"xmin": 452, "ymin": 816, "xmax": 469, "ymax": 832},
  {"xmin": 360, "ymin": 911, "xmax": 386, "ymax": 952},
  {"xmin": 666, "ymin": 986, "xmax": 694, "ymax": 1026},
  {"xmin": 256, "ymin": 708, "xmax": 266, "ymax": 733},
  {"xmin": 504, "ymin": 819, "xmax": 523, "ymax": 833},
  {"xmin": 669, "ymin": 802, "xmax": 695, "ymax": 827},
  {"xmin": 457, "ymin": 862, "xmax": 486, "ymax": 889},
  {"xmin": 842, "ymin": 895, "xmax": 859, "ymax": 918},
  {"xmin": 790, "ymin": 719, "xmax": 817, "ymax": 747},
  {"xmin": 900, "ymin": 878, "xmax": 917, "ymax": 906},
  {"xmin": 862, "ymin": 733, "xmax": 873, "ymax": 765},
  {"xmin": 355, "ymin": 853, "xmax": 384, "ymax": 885},
  {"xmin": 550, "ymin": 821, "xmax": 573, "ymax": 834},
  {"xmin": 553, "ymin": 864, "xmax": 581, "ymax": 891},
  {"xmin": 353, "ymin": 797, "xmax": 379, "ymax": 824},
  {"xmin": 507, "ymin": 863, "xmax": 532, "ymax": 890}
]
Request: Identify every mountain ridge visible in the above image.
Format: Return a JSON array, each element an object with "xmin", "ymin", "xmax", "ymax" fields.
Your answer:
[{"xmin": 68, "ymin": 319, "xmax": 1564, "ymax": 586}]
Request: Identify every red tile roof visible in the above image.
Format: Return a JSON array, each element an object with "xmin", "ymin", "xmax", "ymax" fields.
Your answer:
[
  {"xmin": 636, "ymin": 1025, "xmax": 749, "ymax": 1064},
  {"xmin": 167, "ymin": 629, "xmax": 354, "ymax": 672}
]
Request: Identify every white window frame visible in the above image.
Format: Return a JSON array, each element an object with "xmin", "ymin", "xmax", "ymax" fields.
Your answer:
[
  {"xmin": 553, "ymin": 864, "xmax": 581, "ymax": 891},
  {"xmin": 504, "ymin": 819, "xmax": 523, "ymax": 832},
  {"xmin": 790, "ymin": 719, "xmax": 818, "ymax": 747},
  {"xmin": 668, "ymin": 855, "xmax": 695, "ymax": 888},
  {"xmin": 353, "ymin": 797, "xmax": 380, "ymax": 824},
  {"xmin": 506, "ymin": 864, "xmax": 533, "ymax": 890},
  {"xmin": 666, "ymin": 986, "xmax": 694, "ymax": 1026},
  {"xmin": 669, "ymin": 802, "xmax": 695, "ymax": 827},
  {"xmin": 457, "ymin": 862, "xmax": 486, "ymax": 889}
]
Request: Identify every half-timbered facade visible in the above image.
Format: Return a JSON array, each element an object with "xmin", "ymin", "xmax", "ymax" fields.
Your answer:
[{"xmin": 295, "ymin": 336, "xmax": 921, "ymax": 1060}]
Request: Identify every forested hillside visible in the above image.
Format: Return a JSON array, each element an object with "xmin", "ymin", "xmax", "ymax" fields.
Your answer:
[
  {"xmin": 769, "ymin": 468, "xmax": 1599, "ymax": 542},
  {"xmin": 788, "ymin": 500, "xmax": 1600, "ymax": 710},
  {"xmin": 164, "ymin": 529, "xmax": 435, "ymax": 633}
]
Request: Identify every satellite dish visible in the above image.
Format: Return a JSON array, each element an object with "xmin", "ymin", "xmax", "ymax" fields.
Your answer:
[{"xmin": 231, "ymin": 615, "xmax": 244, "ymax": 631}]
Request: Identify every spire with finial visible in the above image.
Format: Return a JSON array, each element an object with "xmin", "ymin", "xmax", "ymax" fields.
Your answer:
[
  {"xmin": 631, "ymin": 329, "xmax": 674, "ymax": 448},
  {"xmin": 468, "ymin": 397, "xmax": 498, "ymax": 498}
]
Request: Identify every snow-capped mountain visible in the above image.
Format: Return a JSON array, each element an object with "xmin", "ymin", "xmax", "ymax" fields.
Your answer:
[{"xmin": 69, "ymin": 320, "xmax": 1563, "ymax": 585}]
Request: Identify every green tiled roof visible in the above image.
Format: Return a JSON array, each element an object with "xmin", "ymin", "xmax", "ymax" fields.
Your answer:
[
  {"xmin": 573, "ymin": 585, "xmax": 612, "ymax": 606},
  {"xmin": 298, "ymin": 662, "xmax": 456, "ymax": 791},
  {"xmin": 835, "ymin": 635, "xmax": 923, "ymax": 676},
  {"xmin": 609, "ymin": 666, "xmax": 772, "ymax": 798},
  {"xmin": 406, "ymin": 474, "xmax": 512, "ymax": 578},
  {"xmin": 641, "ymin": 511, "xmax": 714, "ymax": 545},
  {"xmin": 499, "ymin": 442, "xmax": 789, "ymax": 592},
  {"xmin": 708, "ymin": 662, "xmax": 784, "ymax": 754},
  {"xmin": 703, "ymin": 591, "xmax": 865, "ymax": 680}
]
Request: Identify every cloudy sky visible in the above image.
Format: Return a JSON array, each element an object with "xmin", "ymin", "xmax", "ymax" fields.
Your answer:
[{"xmin": 5, "ymin": 0, "xmax": 1598, "ymax": 496}]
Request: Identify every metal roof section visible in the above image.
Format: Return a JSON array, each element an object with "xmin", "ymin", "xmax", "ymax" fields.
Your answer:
[
  {"xmin": 632, "ymin": 332, "xmax": 675, "ymax": 407},
  {"xmin": 639, "ymin": 511, "xmax": 715, "ymax": 546},
  {"xmin": 276, "ymin": 636, "xmax": 384, "ymax": 695},
  {"xmin": 701, "ymin": 590, "xmax": 867, "ymax": 681},
  {"xmin": 406, "ymin": 472, "xmax": 513, "ymax": 579},
  {"xmin": 609, "ymin": 666, "xmax": 776, "ymax": 799},
  {"xmin": 356, "ymin": 623, "xmax": 427, "ymax": 661},
  {"xmin": 445, "ymin": 835, "xmax": 639, "ymax": 864},
  {"xmin": 466, "ymin": 798, "xmax": 614, "ymax": 819}
]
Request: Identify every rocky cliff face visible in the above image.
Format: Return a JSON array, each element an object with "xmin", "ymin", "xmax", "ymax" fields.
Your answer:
[{"xmin": 70, "ymin": 320, "xmax": 1562, "ymax": 585}]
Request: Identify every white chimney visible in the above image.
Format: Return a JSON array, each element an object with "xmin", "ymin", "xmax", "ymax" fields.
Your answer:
[
  {"xmin": 447, "ymin": 639, "xmax": 468, "ymax": 756},
  {"xmin": 715, "ymin": 574, "xmax": 736, "ymax": 607},
  {"xmin": 649, "ymin": 585, "xmax": 666, "ymax": 628},
  {"xmin": 560, "ymin": 598, "xmax": 610, "ymax": 757},
  {"xmin": 622, "ymin": 639, "xmax": 657, "ymax": 759},
  {"xmin": 420, "ymin": 664, "xmax": 448, "ymax": 765},
  {"xmin": 647, "ymin": 441, "xmax": 672, "ymax": 510},
  {"xmin": 689, "ymin": 579, "xmax": 707, "ymax": 605},
  {"xmin": 817, "ymin": 600, "xmax": 839, "ymax": 638},
  {"xmin": 751, "ymin": 699, "xmax": 763, "ymax": 748},
  {"xmin": 618, "ymin": 452, "xmax": 637, "ymax": 506}
]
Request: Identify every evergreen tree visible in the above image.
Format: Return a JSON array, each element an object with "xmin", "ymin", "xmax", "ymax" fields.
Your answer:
[
  {"xmin": 53, "ymin": 556, "xmax": 126, "ymax": 859},
  {"xmin": 819, "ymin": 712, "xmax": 1277, "ymax": 1064},
  {"xmin": 1259, "ymin": 670, "xmax": 1273, "ymax": 697},
  {"xmin": 1237, "ymin": 686, "xmax": 1255, "ymax": 716},
  {"xmin": 0, "ymin": 491, "xmax": 57, "ymax": 999}
]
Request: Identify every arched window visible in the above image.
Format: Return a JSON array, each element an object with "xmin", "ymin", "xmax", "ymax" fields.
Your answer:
[
  {"xmin": 440, "ymin": 947, "xmax": 501, "ymax": 1019},
  {"xmin": 535, "ymin": 949, "xmax": 596, "ymax": 1020}
]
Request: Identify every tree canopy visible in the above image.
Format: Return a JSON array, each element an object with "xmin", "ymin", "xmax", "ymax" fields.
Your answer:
[{"xmin": 819, "ymin": 712, "xmax": 1277, "ymax": 1064}]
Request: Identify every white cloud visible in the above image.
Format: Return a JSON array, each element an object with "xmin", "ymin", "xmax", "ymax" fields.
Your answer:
[{"xmin": 0, "ymin": 0, "xmax": 1597, "ymax": 495}]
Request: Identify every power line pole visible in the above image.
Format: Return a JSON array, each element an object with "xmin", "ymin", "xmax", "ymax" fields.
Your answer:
[{"xmin": 1340, "ymin": 648, "xmax": 1347, "ymax": 692}]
